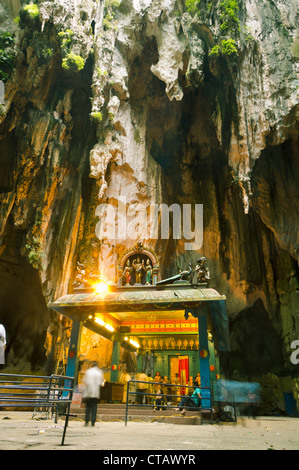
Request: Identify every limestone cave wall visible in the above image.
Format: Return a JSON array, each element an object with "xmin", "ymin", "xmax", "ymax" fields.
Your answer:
[{"xmin": 0, "ymin": 0, "xmax": 298, "ymax": 411}]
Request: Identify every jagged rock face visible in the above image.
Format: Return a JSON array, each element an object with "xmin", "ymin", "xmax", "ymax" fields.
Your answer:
[{"xmin": 0, "ymin": 0, "xmax": 298, "ymax": 399}]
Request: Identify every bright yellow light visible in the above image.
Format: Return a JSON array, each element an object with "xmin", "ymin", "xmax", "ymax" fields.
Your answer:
[
  {"xmin": 95, "ymin": 317, "xmax": 105, "ymax": 326},
  {"xmin": 93, "ymin": 281, "xmax": 109, "ymax": 294},
  {"xmin": 105, "ymin": 324, "xmax": 115, "ymax": 332},
  {"xmin": 129, "ymin": 339, "xmax": 140, "ymax": 349},
  {"xmin": 94, "ymin": 316, "xmax": 115, "ymax": 332}
]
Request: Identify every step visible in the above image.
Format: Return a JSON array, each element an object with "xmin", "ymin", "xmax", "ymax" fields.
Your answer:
[
  {"xmin": 68, "ymin": 404, "xmax": 218, "ymax": 425},
  {"xmin": 71, "ymin": 404, "xmax": 202, "ymax": 416}
]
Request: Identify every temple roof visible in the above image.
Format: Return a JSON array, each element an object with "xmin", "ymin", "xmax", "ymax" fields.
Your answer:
[
  {"xmin": 49, "ymin": 283, "xmax": 226, "ymax": 315},
  {"xmin": 49, "ymin": 283, "xmax": 230, "ymax": 351}
]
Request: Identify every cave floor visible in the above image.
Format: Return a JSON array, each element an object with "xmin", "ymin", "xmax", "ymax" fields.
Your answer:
[{"xmin": 0, "ymin": 411, "xmax": 298, "ymax": 451}]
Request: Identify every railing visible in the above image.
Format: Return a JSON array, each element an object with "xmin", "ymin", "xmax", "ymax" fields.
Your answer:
[
  {"xmin": 124, "ymin": 379, "xmax": 238, "ymax": 425},
  {"xmin": 125, "ymin": 379, "xmax": 213, "ymax": 426},
  {"xmin": 0, "ymin": 373, "xmax": 74, "ymax": 445}
]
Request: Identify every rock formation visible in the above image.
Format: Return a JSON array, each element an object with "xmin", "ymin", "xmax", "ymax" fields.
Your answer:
[{"xmin": 0, "ymin": 0, "xmax": 298, "ymax": 412}]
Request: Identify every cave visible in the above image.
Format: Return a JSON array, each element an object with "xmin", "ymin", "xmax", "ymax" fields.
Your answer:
[
  {"xmin": 0, "ymin": 216, "xmax": 49, "ymax": 371},
  {"xmin": 0, "ymin": 0, "xmax": 298, "ymax": 417},
  {"xmin": 221, "ymin": 299, "xmax": 285, "ymax": 378}
]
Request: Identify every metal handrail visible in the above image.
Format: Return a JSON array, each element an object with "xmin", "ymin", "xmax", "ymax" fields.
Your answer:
[
  {"xmin": 125, "ymin": 379, "xmax": 213, "ymax": 425},
  {"xmin": 0, "ymin": 373, "xmax": 74, "ymax": 445}
]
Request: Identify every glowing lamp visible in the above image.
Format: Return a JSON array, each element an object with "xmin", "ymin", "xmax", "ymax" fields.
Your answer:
[
  {"xmin": 122, "ymin": 337, "xmax": 140, "ymax": 350},
  {"xmin": 93, "ymin": 281, "xmax": 109, "ymax": 294},
  {"xmin": 94, "ymin": 317, "xmax": 115, "ymax": 332},
  {"xmin": 105, "ymin": 323, "xmax": 115, "ymax": 332},
  {"xmin": 129, "ymin": 339, "xmax": 140, "ymax": 349},
  {"xmin": 95, "ymin": 317, "xmax": 105, "ymax": 327},
  {"xmin": 210, "ymin": 365, "xmax": 215, "ymax": 372}
]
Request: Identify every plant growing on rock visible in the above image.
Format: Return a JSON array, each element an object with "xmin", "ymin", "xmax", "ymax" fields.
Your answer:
[
  {"xmin": 185, "ymin": 0, "xmax": 202, "ymax": 16},
  {"xmin": 62, "ymin": 52, "xmax": 85, "ymax": 72},
  {"xmin": 58, "ymin": 29, "xmax": 74, "ymax": 53},
  {"xmin": 23, "ymin": 4, "xmax": 40, "ymax": 20},
  {"xmin": 25, "ymin": 239, "xmax": 45, "ymax": 271},
  {"xmin": 210, "ymin": 38, "xmax": 238, "ymax": 56},
  {"xmin": 208, "ymin": 0, "xmax": 240, "ymax": 59},
  {"xmin": 90, "ymin": 111, "xmax": 103, "ymax": 122},
  {"xmin": 0, "ymin": 32, "xmax": 16, "ymax": 82},
  {"xmin": 219, "ymin": 0, "xmax": 240, "ymax": 36},
  {"xmin": 102, "ymin": 0, "xmax": 120, "ymax": 31}
]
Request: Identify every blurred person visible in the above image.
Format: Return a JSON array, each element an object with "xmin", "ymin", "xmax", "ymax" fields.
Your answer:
[
  {"xmin": 162, "ymin": 376, "xmax": 172, "ymax": 405},
  {"xmin": 83, "ymin": 361, "xmax": 104, "ymax": 426},
  {"xmin": 135, "ymin": 371, "xmax": 148, "ymax": 404},
  {"xmin": 0, "ymin": 324, "xmax": 6, "ymax": 366},
  {"xmin": 173, "ymin": 372, "xmax": 181, "ymax": 403},
  {"xmin": 154, "ymin": 371, "xmax": 163, "ymax": 392},
  {"xmin": 119, "ymin": 365, "xmax": 131, "ymax": 403},
  {"xmin": 153, "ymin": 385, "xmax": 163, "ymax": 411}
]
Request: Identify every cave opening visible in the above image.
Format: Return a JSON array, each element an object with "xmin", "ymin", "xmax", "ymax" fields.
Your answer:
[
  {"xmin": 0, "ymin": 216, "xmax": 50, "ymax": 371},
  {"xmin": 221, "ymin": 299, "xmax": 285, "ymax": 378}
]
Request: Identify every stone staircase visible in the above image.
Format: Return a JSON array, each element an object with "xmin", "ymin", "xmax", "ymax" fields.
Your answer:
[{"xmin": 70, "ymin": 403, "xmax": 218, "ymax": 425}]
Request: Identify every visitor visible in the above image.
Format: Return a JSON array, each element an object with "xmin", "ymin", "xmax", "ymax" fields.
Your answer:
[
  {"xmin": 119, "ymin": 365, "xmax": 132, "ymax": 403},
  {"xmin": 173, "ymin": 372, "xmax": 181, "ymax": 403},
  {"xmin": 135, "ymin": 371, "xmax": 148, "ymax": 404},
  {"xmin": 162, "ymin": 376, "xmax": 172, "ymax": 405},
  {"xmin": 146, "ymin": 373, "xmax": 154, "ymax": 404},
  {"xmin": 154, "ymin": 371, "xmax": 163, "ymax": 392},
  {"xmin": 154, "ymin": 386, "xmax": 163, "ymax": 411},
  {"xmin": 0, "ymin": 324, "xmax": 6, "ymax": 366},
  {"xmin": 83, "ymin": 361, "xmax": 104, "ymax": 426},
  {"xmin": 175, "ymin": 386, "xmax": 202, "ymax": 415}
]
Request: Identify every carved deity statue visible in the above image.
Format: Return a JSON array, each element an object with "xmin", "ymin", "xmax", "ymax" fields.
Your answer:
[
  {"xmin": 73, "ymin": 262, "xmax": 88, "ymax": 288},
  {"xmin": 132, "ymin": 256, "xmax": 145, "ymax": 284},
  {"xmin": 195, "ymin": 257, "xmax": 210, "ymax": 284},
  {"xmin": 145, "ymin": 259, "xmax": 153, "ymax": 285},
  {"xmin": 122, "ymin": 260, "xmax": 132, "ymax": 286}
]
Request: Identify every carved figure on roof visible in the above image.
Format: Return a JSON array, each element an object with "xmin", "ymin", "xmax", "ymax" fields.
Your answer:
[
  {"xmin": 145, "ymin": 259, "xmax": 153, "ymax": 285},
  {"xmin": 73, "ymin": 262, "xmax": 101, "ymax": 289},
  {"xmin": 195, "ymin": 257, "xmax": 210, "ymax": 284},
  {"xmin": 122, "ymin": 259, "xmax": 132, "ymax": 286},
  {"xmin": 73, "ymin": 262, "xmax": 88, "ymax": 288},
  {"xmin": 132, "ymin": 256, "xmax": 145, "ymax": 284}
]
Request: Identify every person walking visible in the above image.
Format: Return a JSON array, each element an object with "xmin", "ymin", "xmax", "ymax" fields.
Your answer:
[
  {"xmin": 0, "ymin": 324, "xmax": 6, "ymax": 366},
  {"xmin": 83, "ymin": 361, "xmax": 104, "ymax": 426}
]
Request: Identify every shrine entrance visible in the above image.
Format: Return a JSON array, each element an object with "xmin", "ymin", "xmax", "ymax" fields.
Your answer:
[{"xmin": 49, "ymin": 248, "xmax": 229, "ymax": 409}]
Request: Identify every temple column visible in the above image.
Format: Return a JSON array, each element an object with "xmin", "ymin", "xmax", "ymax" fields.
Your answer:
[
  {"xmin": 65, "ymin": 319, "xmax": 82, "ymax": 385},
  {"xmin": 197, "ymin": 311, "xmax": 211, "ymax": 409},
  {"xmin": 208, "ymin": 335, "xmax": 217, "ymax": 383},
  {"xmin": 111, "ymin": 340, "xmax": 120, "ymax": 382},
  {"xmin": 137, "ymin": 353, "xmax": 143, "ymax": 373},
  {"xmin": 185, "ymin": 306, "xmax": 211, "ymax": 410}
]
